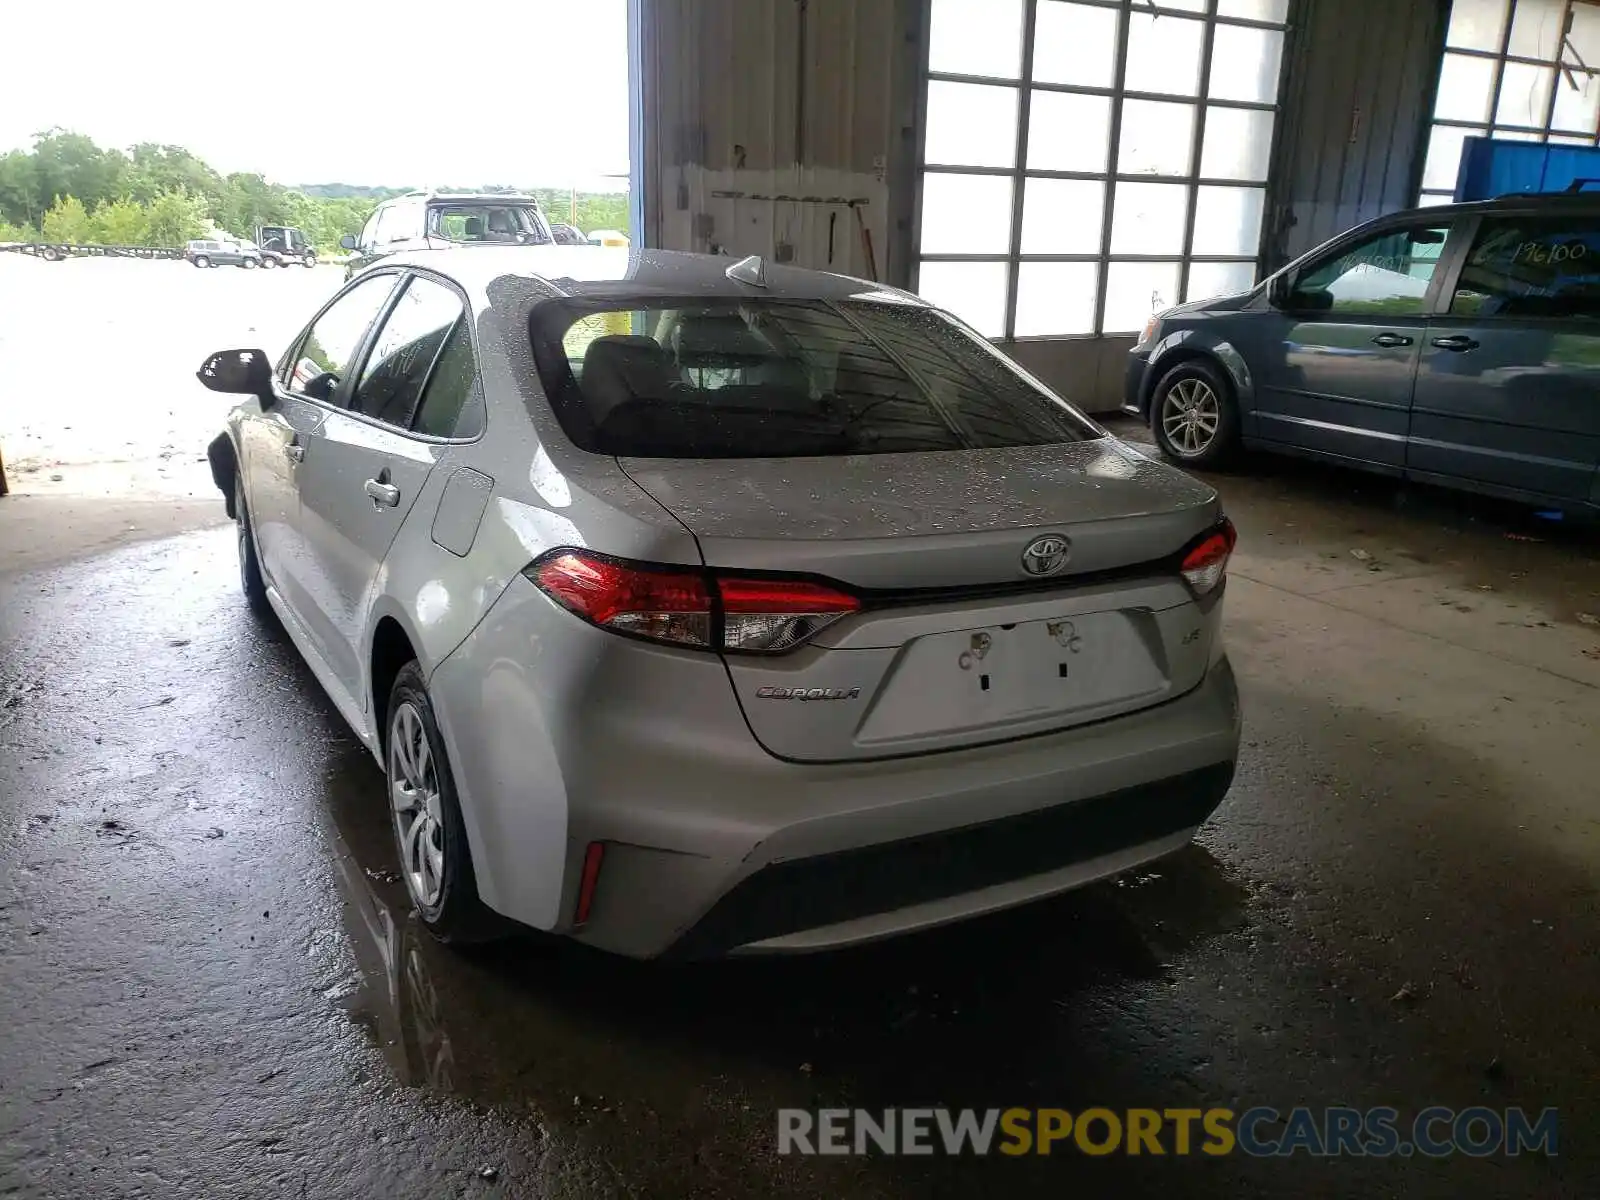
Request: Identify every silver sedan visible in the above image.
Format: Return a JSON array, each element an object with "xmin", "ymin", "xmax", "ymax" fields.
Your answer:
[{"xmin": 200, "ymin": 246, "xmax": 1241, "ymax": 958}]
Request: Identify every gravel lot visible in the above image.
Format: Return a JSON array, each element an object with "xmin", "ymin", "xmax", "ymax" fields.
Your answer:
[{"xmin": 0, "ymin": 254, "xmax": 341, "ymax": 498}]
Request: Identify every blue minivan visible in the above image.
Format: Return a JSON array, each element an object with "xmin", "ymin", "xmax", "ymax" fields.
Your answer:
[{"xmin": 1125, "ymin": 193, "xmax": 1600, "ymax": 514}]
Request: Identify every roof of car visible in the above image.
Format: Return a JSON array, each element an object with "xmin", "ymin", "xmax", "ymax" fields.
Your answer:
[{"xmin": 375, "ymin": 245, "xmax": 924, "ymax": 305}]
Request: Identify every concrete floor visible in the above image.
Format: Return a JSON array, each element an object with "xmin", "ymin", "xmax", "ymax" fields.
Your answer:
[{"xmin": 2, "ymin": 443, "xmax": 1598, "ymax": 1198}]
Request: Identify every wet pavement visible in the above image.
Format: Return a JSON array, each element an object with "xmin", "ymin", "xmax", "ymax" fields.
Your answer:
[{"xmin": 2, "ymin": 459, "xmax": 1599, "ymax": 1198}]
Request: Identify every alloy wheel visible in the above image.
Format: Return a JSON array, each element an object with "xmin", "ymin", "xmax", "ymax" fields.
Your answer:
[
  {"xmin": 389, "ymin": 701, "xmax": 446, "ymax": 910},
  {"xmin": 1161, "ymin": 378, "xmax": 1221, "ymax": 458}
]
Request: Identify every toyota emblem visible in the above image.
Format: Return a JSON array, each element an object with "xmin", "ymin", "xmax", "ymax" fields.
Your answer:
[{"xmin": 1021, "ymin": 534, "xmax": 1071, "ymax": 577}]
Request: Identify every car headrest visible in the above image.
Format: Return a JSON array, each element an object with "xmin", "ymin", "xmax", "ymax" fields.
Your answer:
[
  {"xmin": 580, "ymin": 335, "xmax": 683, "ymax": 423},
  {"xmin": 671, "ymin": 312, "xmax": 767, "ymax": 362},
  {"xmin": 463, "ymin": 215, "xmax": 484, "ymax": 238}
]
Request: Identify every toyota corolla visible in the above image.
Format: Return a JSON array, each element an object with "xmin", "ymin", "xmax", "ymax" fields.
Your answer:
[{"xmin": 200, "ymin": 246, "xmax": 1242, "ymax": 958}]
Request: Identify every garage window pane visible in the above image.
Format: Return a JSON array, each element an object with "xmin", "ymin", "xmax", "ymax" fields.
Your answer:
[
  {"xmin": 1218, "ymin": 0, "xmax": 1289, "ymax": 19},
  {"xmin": 1020, "ymin": 178, "xmax": 1105, "ymax": 253},
  {"xmin": 1208, "ymin": 25, "xmax": 1283, "ymax": 103},
  {"xmin": 1104, "ymin": 262, "xmax": 1181, "ymax": 333},
  {"xmin": 1572, "ymin": 1, "xmax": 1600, "ymax": 63},
  {"xmin": 1201, "ymin": 106, "xmax": 1275, "ymax": 180},
  {"xmin": 1421, "ymin": 124, "xmax": 1478, "ymax": 191},
  {"xmin": 1032, "ymin": 1, "xmax": 1119, "ymax": 88},
  {"xmin": 1118, "ymin": 100, "xmax": 1196, "ymax": 176},
  {"xmin": 919, "ymin": 174, "xmax": 1013, "ymax": 253},
  {"xmin": 928, "ymin": 0, "xmax": 1024, "ymax": 78},
  {"xmin": 1015, "ymin": 262, "xmax": 1099, "ymax": 335},
  {"xmin": 917, "ymin": 261, "xmax": 1010, "ymax": 337},
  {"xmin": 925, "ymin": 82, "xmax": 1019, "ymax": 168},
  {"xmin": 1417, "ymin": 192, "xmax": 1457, "ymax": 207},
  {"xmin": 1496, "ymin": 63, "xmax": 1555, "ymax": 127},
  {"xmin": 1447, "ymin": 0, "xmax": 1510, "ymax": 52},
  {"xmin": 1507, "ymin": 0, "xmax": 1565, "ymax": 61},
  {"xmin": 1185, "ymin": 260, "xmax": 1257, "ymax": 302},
  {"xmin": 1550, "ymin": 132, "xmax": 1600, "ymax": 145},
  {"xmin": 1491, "ymin": 126, "xmax": 1545, "ymax": 141},
  {"xmin": 1435, "ymin": 54, "xmax": 1498, "ymax": 123},
  {"xmin": 1110, "ymin": 182, "xmax": 1189, "ymax": 254},
  {"xmin": 1552, "ymin": 72, "xmax": 1600, "ymax": 136},
  {"xmin": 1191, "ymin": 186, "xmax": 1265, "ymax": 256},
  {"xmin": 1027, "ymin": 91, "xmax": 1113, "ymax": 171},
  {"xmin": 1126, "ymin": 12, "xmax": 1205, "ymax": 97}
]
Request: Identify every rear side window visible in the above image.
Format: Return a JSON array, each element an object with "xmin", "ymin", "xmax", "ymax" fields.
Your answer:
[
  {"xmin": 529, "ymin": 299, "xmax": 1097, "ymax": 458},
  {"xmin": 1452, "ymin": 215, "xmax": 1600, "ymax": 319},
  {"xmin": 352, "ymin": 276, "xmax": 463, "ymax": 427},
  {"xmin": 414, "ymin": 321, "xmax": 485, "ymax": 439}
]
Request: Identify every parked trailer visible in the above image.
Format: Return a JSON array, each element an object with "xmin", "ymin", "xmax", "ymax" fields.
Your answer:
[{"xmin": 0, "ymin": 243, "xmax": 186, "ymax": 261}]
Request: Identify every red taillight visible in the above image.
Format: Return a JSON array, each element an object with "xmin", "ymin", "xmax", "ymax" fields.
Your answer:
[
  {"xmin": 1180, "ymin": 518, "xmax": 1237, "ymax": 596},
  {"xmin": 717, "ymin": 576, "xmax": 860, "ymax": 652},
  {"xmin": 527, "ymin": 550, "xmax": 860, "ymax": 653},
  {"xmin": 532, "ymin": 552, "xmax": 713, "ymax": 647},
  {"xmin": 575, "ymin": 841, "xmax": 605, "ymax": 926}
]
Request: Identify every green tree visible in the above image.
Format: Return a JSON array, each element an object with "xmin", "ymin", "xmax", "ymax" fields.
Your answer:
[
  {"xmin": 0, "ymin": 150, "xmax": 39, "ymax": 227},
  {"xmin": 143, "ymin": 188, "xmax": 209, "ymax": 246},
  {"xmin": 41, "ymin": 194, "xmax": 92, "ymax": 243},
  {"xmin": 125, "ymin": 143, "xmax": 222, "ymax": 206},
  {"xmin": 91, "ymin": 197, "xmax": 150, "ymax": 245},
  {"xmin": 29, "ymin": 129, "xmax": 126, "ymax": 214},
  {"xmin": 0, "ymin": 219, "xmax": 38, "ymax": 243}
]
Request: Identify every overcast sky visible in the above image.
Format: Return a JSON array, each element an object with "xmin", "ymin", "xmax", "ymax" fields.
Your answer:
[{"xmin": 0, "ymin": 0, "xmax": 631, "ymax": 188}]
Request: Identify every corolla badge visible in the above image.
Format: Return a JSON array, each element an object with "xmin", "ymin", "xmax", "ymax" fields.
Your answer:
[{"xmin": 1021, "ymin": 534, "xmax": 1071, "ymax": 577}]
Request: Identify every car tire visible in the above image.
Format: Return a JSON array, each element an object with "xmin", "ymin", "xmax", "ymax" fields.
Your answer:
[
  {"xmin": 1149, "ymin": 358, "xmax": 1240, "ymax": 469},
  {"xmin": 241, "ymin": 257, "xmax": 257, "ymax": 270},
  {"xmin": 385, "ymin": 663, "xmax": 502, "ymax": 944},
  {"xmin": 193, "ymin": 255, "xmax": 210, "ymax": 268},
  {"xmin": 261, "ymin": 256, "xmax": 277, "ymax": 269},
  {"xmin": 234, "ymin": 472, "xmax": 271, "ymax": 617},
  {"xmin": 302, "ymin": 254, "xmax": 316, "ymax": 268}
]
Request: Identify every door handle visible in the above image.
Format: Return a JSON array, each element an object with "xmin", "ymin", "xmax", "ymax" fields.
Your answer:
[
  {"xmin": 1371, "ymin": 333, "xmax": 1414, "ymax": 348},
  {"xmin": 364, "ymin": 478, "xmax": 401, "ymax": 508},
  {"xmin": 1431, "ymin": 335, "xmax": 1480, "ymax": 352},
  {"xmin": 285, "ymin": 442, "xmax": 304, "ymax": 463}
]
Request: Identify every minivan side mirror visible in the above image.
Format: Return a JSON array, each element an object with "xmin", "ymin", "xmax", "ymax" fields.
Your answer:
[
  {"xmin": 339, "ymin": 234, "xmax": 358, "ymax": 251},
  {"xmin": 197, "ymin": 348, "xmax": 273, "ymax": 407}
]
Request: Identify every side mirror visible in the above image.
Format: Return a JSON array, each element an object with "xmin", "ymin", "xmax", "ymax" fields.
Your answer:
[
  {"xmin": 197, "ymin": 348, "xmax": 273, "ymax": 405},
  {"xmin": 339, "ymin": 234, "xmax": 358, "ymax": 251}
]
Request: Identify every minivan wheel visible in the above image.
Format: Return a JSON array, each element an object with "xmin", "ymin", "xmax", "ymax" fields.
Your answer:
[
  {"xmin": 235, "ymin": 473, "xmax": 270, "ymax": 617},
  {"xmin": 386, "ymin": 664, "xmax": 500, "ymax": 944},
  {"xmin": 1150, "ymin": 360, "xmax": 1239, "ymax": 468},
  {"xmin": 193, "ymin": 255, "xmax": 210, "ymax": 268}
]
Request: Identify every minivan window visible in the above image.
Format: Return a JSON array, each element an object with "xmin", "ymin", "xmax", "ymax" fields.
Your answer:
[
  {"xmin": 1451, "ymin": 215, "xmax": 1600, "ymax": 319},
  {"xmin": 1295, "ymin": 224, "xmax": 1451, "ymax": 316},
  {"xmin": 530, "ymin": 299, "xmax": 1098, "ymax": 458},
  {"xmin": 352, "ymin": 277, "xmax": 464, "ymax": 427},
  {"xmin": 429, "ymin": 204, "xmax": 552, "ymax": 245}
]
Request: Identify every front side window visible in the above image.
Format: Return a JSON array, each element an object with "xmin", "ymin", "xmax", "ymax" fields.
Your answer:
[
  {"xmin": 429, "ymin": 204, "xmax": 552, "ymax": 245},
  {"xmin": 1293, "ymin": 224, "xmax": 1452, "ymax": 316},
  {"xmin": 285, "ymin": 274, "xmax": 398, "ymax": 403},
  {"xmin": 352, "ymin": 276, "xmax": 465, "ymax": 426},
  {"xmin": 1452, "ymin": 214, "xmax": 1600, "ymax": 318},
  {"xmin": 530, "ymin": 299, "xmax": 1098, "ymax": 459}
]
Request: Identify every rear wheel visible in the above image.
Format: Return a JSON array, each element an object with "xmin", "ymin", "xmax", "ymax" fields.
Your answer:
[
  {"xmin": 1150, "ymin": 359, "xmax": 1240, "ymax": 469},
  {"xmin": 302, "ymin": 253, "xmax": 316, "ymax": 268},
  {"xmin": 193, "ymin": 255, "xmax": 210, "ymax": 268},
  {"xmin": 386, "ymin": 663, "xmax": 501, "ymax": 944},
  {"xmin": 261, "ymin": 256, "xmax": 277, "ymax": 269},
  {"xmin": 241, "ymin": 257, "xmax": 257, "ymax": 270}
]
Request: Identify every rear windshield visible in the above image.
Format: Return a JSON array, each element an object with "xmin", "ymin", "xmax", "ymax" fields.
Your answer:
[
  {"xmin": 529, "ymin": 299, "xmax": 1098, "ymax": 458},
  {"xmin": 428, "ymin": 203, "xmax": 551, "ymax": 246}
]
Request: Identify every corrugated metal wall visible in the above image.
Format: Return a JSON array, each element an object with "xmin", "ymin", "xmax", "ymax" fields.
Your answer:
[
  {"xmin": 1267, "ymin": 0, "xmax": 1448, "ymax": 267},
  {"xmin": 637, "ymin": 0, "xmax": 922, "ymax": 284}
]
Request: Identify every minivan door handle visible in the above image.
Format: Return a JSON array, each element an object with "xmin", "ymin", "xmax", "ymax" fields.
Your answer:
[
  {"xmin": 1431, "ymin": 335, "xmax": 1480, "ymax": 352},
  {"xmin": 1371, "ymin": 332, "xmax": 1414, "ymax": 348},
  {"xmin": 364, "ymin": 475, "xmax": 401, "ymax": 508}
]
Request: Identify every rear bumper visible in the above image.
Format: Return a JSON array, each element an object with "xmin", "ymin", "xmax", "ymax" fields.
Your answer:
[
  {"xmin": 1123, "ymin": 348, "xmax": 1153, "ymax": 418},
  {"xmin": 432, "ymin": 566, "xmax": 1241, "ymax": 956}
]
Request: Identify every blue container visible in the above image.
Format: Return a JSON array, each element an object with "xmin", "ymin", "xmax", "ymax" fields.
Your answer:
[{"xmin": 1453, "ymin": 137, "xmax": 1600, "ymax": 201}]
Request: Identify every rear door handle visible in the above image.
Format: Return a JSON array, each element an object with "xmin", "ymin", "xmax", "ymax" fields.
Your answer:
[
  {"xmin": 1371, "ymin": 332, "xmax": 1414, "ymax": 348},
  {"xmin": 1431, "ymin": 335, "xmax": 1480, "ymax": 352},
  {"xmin": 364, "ymin": 478, "xmax": 401, "ymax": 508}
]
